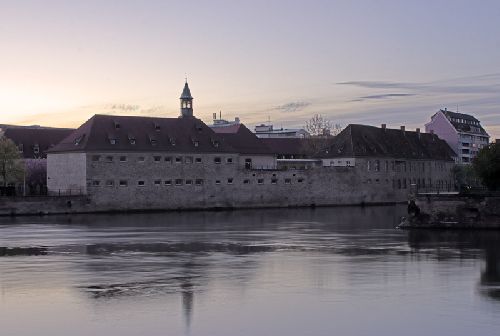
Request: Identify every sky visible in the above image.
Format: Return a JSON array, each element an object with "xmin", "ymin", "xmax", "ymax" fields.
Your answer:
[{"xmin": 1, "ymin": 0, "xmax": 500, "ymax": 138}]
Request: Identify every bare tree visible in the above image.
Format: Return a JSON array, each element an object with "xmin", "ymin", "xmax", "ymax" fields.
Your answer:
[
  {"xmin": 301, "ymin": 114, "xmax": 342, "ymax": 156},
  {"xmin": 304, "ymin": 114, "xmax": 342, "ymax": 137},
  {"xmin": 0, "ymin": 136, "xmax": 24, "ymax": 188}
]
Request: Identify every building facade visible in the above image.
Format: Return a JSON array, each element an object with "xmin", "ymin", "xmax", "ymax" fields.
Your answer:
[
  {"xmin": 46, "ymin": 84, "xmax": 456, "ymax": 212},
  {"xmin": 425, "ymin": 108, "xmax": 489, "ymax": 164}
]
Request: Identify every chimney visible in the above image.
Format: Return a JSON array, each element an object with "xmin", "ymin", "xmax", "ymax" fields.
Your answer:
[
  {"xmin": 430, "ymin": 129, "xmax": 434, "ymax": 134},
  {"xmin": 416, "ymin": 128, "xmax": 421, "ymax": 139},
  {"xmin": 400, "ymin": 125, "xmax": 405, "ymax": 132},
  {"xmin": 381, "ymin": 124, "xmax": 386, "ymax": 132}
]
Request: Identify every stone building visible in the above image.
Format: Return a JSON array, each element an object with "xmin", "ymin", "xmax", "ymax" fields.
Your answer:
[
  {"xmin": 425, "ymin": 108, "xmax": 489, "ymax": 164},
  {"xmin": 46, "ymin": 83, "xmax": 457, "ymax": 212}
]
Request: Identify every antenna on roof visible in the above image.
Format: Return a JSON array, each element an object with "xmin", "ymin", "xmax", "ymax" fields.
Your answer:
[
  {"xmin": 219, "ymin": 110, "xmax": 222, "ymax": 120},
  {"xmin": 184, "ymin": 73, "xmax": 188, "ymax": 83},
  {"xmin": 456, "ymin": 104, "xmax": 459, "ymax": 113},
  {"xmin": 267, "ymin": 115, "xmax": 271, "ymax": 124}
]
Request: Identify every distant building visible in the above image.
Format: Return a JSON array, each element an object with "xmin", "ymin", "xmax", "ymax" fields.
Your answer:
[
  {"xmin": 254, "ymin": 124, "xmax": 309, "ymax": 138},
  {"xmin": 3, "ymin": 127, "xmax": 74, "ymax": 159},
  {"xmin": 209, "ymin": 113, "xmax": 241, "ymax": 129},
  {"xmin": 425, "ymin": 108, "xmax": 489, "ymax": 164}
]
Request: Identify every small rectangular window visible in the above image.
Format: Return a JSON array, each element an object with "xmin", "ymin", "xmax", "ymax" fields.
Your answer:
[
  {"xmin": 226, "ymin": 157, "xmax": 233, "ymax": 164},
  {"xmin": 215, "ymin": 180, "xmax": 221, "ymax": 185},
  {"xmin": 214, "ymin": 157, "xmax": 222, "ymax": 164},
  {"xmin": 175, "ymin": 157, "xmax": 182, "ymax": 163},
  {"xmin": 285, "ymin": 178, "xmax": 291, "ymax": 184},
  {"xmin": 195, "ymin": 179, "xmax": 203, "ymax": 186},
  {"xmin": 92, "ymin": 180, "xmax": 101, "ymax": 186},
  {"xmin": 227, "ymin": 178, "xmax": 233, "ymax": 185},
  {"xmin": 106, "ymin": 180, "xmax": 114, "ymax": 187},
  {"xmin": 105, "ymin": 156, "xmax": 113, "ymax": 162},
  {"xmin": 138, "ymin": 156, "xmax": 145, "ymax": 162},
  {"xmin": 165, "ymin": 157, "xmax": 172, "ymax": 163},
  {"xmin": 243, "ymin": 179, "xmax": 250, "ymax": 184},
  {"xmin": 257, "ymin": 179, "xmax": 264, "ymax": 184},
  {"xmin": 154, "ymin": 180, "xmax": 161, "ymax": 186},
  {"xmin": 119, "ymin": 156, "xmax": 127, "ymax": 162},
  {"xmin": 185, "ymin": 157, "xmax": 193, "ymax": 164},
  {"xmin": 164, "ymin": 180, "xmax": 172, "ymax": 186},
  {"xmin": 154, "ymin": 156, "xmax": 161, "ymax": 162},
  {"xmin": 271, "ymin": 178, "xmax": 278, "ymax": 184},
  {"xmin": 298, "ymin": 178, "xmax": 304, "ymax": 183},
  {"xmin": 119, "ymin": 180, "xmax": 128, "ymax": 187},
  {"xmin": 195, "ymin": 157, "xmax": 202, "ymax": 163},
  {"xmin": 138, "ymin": 181, "xmax": 145, "ymax": 186},
  {"xmin": 92, "ymin": 155, "xmax": 100, "ymax": 162},
  {"xmin": 185, "ymin": 179, "xmax": 193, "ymax": 185},
  {"xmin": 175, "ymin": 179, "xmax": 183, "ymax": 186}
]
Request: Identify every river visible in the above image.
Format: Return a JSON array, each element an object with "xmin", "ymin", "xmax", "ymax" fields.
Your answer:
[{"xmin": 1, "ymin": 205, "xmax": 499, "ymax": 336}]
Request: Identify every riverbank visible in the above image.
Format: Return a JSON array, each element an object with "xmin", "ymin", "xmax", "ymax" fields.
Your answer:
[{"xmin": 398, "ymin": 194, "xmax": 500, "ymax": 229}]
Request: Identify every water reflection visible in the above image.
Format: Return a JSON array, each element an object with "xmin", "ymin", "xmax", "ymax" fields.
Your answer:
[{"xmin": 1, "ymin": 206, "xmax": 500, "ymax": 336}]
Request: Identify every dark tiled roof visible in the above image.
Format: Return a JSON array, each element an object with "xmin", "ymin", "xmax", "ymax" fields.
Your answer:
[
  {"xmin": 441, "ymin": 109, "xmax": 488, "ymax": 135},
  {"xmin": 3, "ymin": 127, "xmax": 75, "ymax": 159},
  {"xmin": 49, "ymin": 115, "xmax": 237, "ymax": 154},
  {"xmin": 319, "ymin": 124, "xmax": 456, "ymax": 161},
  {"xmin": 213, "ymin": 124, "xmax": 274, "ymax": 155}
]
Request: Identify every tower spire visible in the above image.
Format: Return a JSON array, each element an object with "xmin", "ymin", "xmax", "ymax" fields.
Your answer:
[{"xmin": 180, "ymin": 81, "xmax": 193, "ymax": 118}]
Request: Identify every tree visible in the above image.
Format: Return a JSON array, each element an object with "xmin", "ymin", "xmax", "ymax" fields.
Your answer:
[
  {"xmin": 301, "ymin": 114, "xmax": 341, "ymax": 156},
  {"xmin": 0, "ymin": 136, "xmax": 24, "ymax": 187},
  {"xmin": 473, "ymin": 143, "xmax": 500, "ymax": 191},
  {"xmin": 25, "ymin": 159, "xmax": 47, "ymax": 195},
  {"xmin": 304, "ymin": 114, "xmax": 342, "ymax": 137}
]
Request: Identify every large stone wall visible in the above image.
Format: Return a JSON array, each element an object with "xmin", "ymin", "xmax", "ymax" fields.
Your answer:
[
  {"xmin": 70, "ymin": 152, "xmax": 454, "ymax": 212},
  {"xmin": 47, "ymin": 153, "xmax": 87, "ymax": 195}
]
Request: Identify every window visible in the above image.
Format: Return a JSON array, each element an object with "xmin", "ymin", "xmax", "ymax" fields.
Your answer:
[
  {"xmin": 185, "ymin": 179, "xmax": 193, "ymax": 185},
  {"xmin": 109, "ymin": 139, "xmax": 117, "ymax": 145},
  {"xmin": 243, "ymin": 179, "xmax": 250, "ymax": 184},
  {"xmin": 114, "ymin": 121, "xmax": 120, "ymax": 129},
  {"xmin": 214, "ymin": 157, "xmax": 221, "ymax": 164},
  {"xmin": 165, "ymin": 157, "xmax": 172, "ymax": 163},
  {"xmin": 138, "ymin": 181, "xmax": 145, "ymax": 187},
  {"xmin": 154, "ymin": 123, "xmax": 161, "ymax": 131},
  {"xmin": 245, "ymin": 158, "xmax": 252, "ymax": 169},
  {"xmin": 129, "ymin": 137, "xmax": 136, "ymax": 145},
  {"xmin": 154, "ymin": 156, "xmax": 161, "ymax": 162},
  {"xmin": 92, "ymin": 155, "xmax": 100, "ymax": 162},
  {"xmin": 227, "ymin": 178, "xmax": 233, "ymax": 185},
  {"xmin": 175, "ymin": 179, "xmax": 183, "ymax": 186},
  {"xmin": 374, "ymin": 160, "xmax": 380, "ymax": 172},
  {"xmin": 138, "ymin": 156, "xmax": 145, "ymax": 162},
  {"xmin": 33, "ymin": 145, "xmax": 40, "ymax": 154},
  {"xmin": 367, "ymin": 160, "xmax": 371, "ymax": 171},
  {"xmin": 226, "ymin": 157, "xmax": 233, "ymax": 164},
  {"xmin": 106, "ymin": 180, "xmax": 114, "ymax": 187},
  {"xmin": 195, "ymin": 179, "xmax": 203, "ymax": 186},
  {"xmin": 298, "ymin": 178, "xmax": 304, "ymax": 183},
  {"xmin": 154, "ymin": 180, "xmax": 161, "ymax": 186},
  {"xmin": 271, "ymin": 178, "xmax": 278, "ymax": 184},
  {"xmin": 18, "ymin": 144, "xmax": 24, "ymax": 153},
  {"xmin": 285, "ymin": 178, "xmax": 291, "ymax": 184},
  {"xmin": 185, "ymin": 157, "xmax": 193, "ymax": 164},
  {"xmin": 92, "ymin": 180, "xmax": 101, "ymax": 186},
  {"xmin": 257, "ymin": 179, "xmax": 264, "ymax": 184},
  {"xmin": 193, "ymin": 140, "xmax": 199, "ymax": 147},
  {"xmin": 164, "ymin": 180, "xmax": 172, "ymax": 186},
  {"xmin": 195, "ymin": 157, "xmax": 202, "ymax": 163},
  {"xmin": 175, "ymin": 157, "xmax": 182, "ymax": 163},
  {"xmin": 119, "ymin": 180, "xmax": 128, "ymax": 187},
  {"xmin": 215, "ymin": 180, "xmax": 221, "ymax": 185},
  {"xmin": 105, "ymin": 156, "xmax": 113, "ymax": 163},
  {"xmin": 119, "ymin": 156, "xmax": 127, "ymax": 162}
]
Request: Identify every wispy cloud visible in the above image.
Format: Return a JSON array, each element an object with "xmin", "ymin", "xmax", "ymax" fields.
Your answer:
[
  {"xmin": 274, "ymin": 101, "xmax": 311, "ymax": 113},
  {"xmin": 354, "ymin": 93, "xmax": 416, "ymax": 102}
]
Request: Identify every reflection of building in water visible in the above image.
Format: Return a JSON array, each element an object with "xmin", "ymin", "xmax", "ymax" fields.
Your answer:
[{"xmin": 407, "ymin": 230, "xmax": 500, "ymax": 301}]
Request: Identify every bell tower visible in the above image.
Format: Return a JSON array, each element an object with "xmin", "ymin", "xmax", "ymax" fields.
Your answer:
[{"xmin": 180, "ymin": 80, "xmax": 193, "ymax": 117}]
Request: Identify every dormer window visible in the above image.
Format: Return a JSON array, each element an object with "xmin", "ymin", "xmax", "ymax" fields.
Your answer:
[
  {"xmin": 75, "ymin": 134, "xmax": 85, "ymax": 146},
  {"xmin": 154, "ymin": 123, "xmax": 161, "ymax": 131},
  {"xmin": 128, "ymin": 134, "xmax": 136, "ymax": 145},
  {"xmin": 114, "ymin": 121, "xmax": 120, "ymax": 129},
  {"xmin": 149, "ymin": 135, "xmax": 158, "ymax": 146},
  {"xmin": 169, "ymin": 137, "xmax": 176, "ymax": 146},
  {"xmin": 195, "ymin": 124, "xmax": 203, "ymax": 132},
  {"xmin": 33, "ymin": 144, "xmax": 40, "ymax": 154},
  {"xmin": 194, "ymin": 141, "xmax": 199, "ymax": 147},
  {"xmin": 18, "ymin": 144, "xmax": 23, "ymax": 153},
  {"xmin": 211, "ymin": 138, "xmax": 219, "ymax": 148}
]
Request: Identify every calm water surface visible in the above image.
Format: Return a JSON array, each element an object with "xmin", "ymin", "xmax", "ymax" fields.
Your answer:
[{"xmin": 1, "ymin": 205, "xmax": 499, "ymax": 336}]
